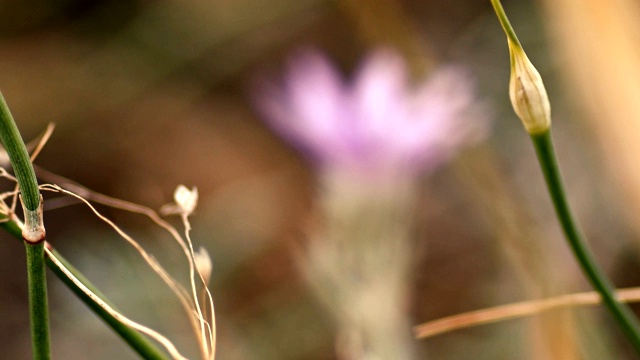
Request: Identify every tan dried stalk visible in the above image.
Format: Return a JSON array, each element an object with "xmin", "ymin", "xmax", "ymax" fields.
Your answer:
[{"xmin": 415, "ymin": 287, "xmax": 640, "ymax": 339}]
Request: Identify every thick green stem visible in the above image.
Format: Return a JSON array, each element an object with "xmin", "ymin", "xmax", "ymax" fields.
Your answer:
[
  {"xmin": 531, "ymin": 130, "xmax": 640, "ymax": 352},
  {"xmin": 26, "ymin": 242, "xmax": 50, "ymax": 360}
]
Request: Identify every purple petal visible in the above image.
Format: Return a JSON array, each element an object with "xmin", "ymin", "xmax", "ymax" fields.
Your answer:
[{"xmin": 252, "ymin": 47, "xmax": 492, "ymax": 180}]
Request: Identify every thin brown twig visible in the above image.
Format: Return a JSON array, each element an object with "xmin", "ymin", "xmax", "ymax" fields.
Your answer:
[{"xmin": 414, "ymin": 287, "xmax": 640, "ymax": 339}]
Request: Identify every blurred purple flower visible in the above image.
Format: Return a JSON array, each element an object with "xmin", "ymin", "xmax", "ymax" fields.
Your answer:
[{"xmin": 254, "ymin": 48, "xmax": 490, "ymax": 181}]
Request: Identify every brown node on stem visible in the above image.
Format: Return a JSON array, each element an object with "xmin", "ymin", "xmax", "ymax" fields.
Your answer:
[{"xmin": 21, "ymin": 195, "xmax": 45, "ymax": 245}]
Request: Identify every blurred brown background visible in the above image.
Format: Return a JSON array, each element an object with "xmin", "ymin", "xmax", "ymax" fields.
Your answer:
[{"xmin": 1, "ymin": 0, "xmax": 640, "ymax": 359}]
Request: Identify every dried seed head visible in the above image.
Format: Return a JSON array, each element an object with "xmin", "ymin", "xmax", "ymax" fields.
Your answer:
[{"xmin": 508, "ymin": 40, "xmax": 551, "ymax": 134}]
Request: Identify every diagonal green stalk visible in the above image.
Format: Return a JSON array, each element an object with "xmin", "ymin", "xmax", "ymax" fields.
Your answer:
[
  {"xmin": 531, "ymin": 130, "xmax": 640, "ymax": 352},
  {"xmin": 0, "ymin": 92, "xmax": 50, "ymax": 359},
  {"xmin": 0, "ymin": 218, "xmax": 169, "ymax": 360}
]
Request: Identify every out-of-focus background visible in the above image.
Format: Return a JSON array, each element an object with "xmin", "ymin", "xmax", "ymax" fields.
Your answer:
[{"xmin": 1, "ymin": 0, "xmax": 640, "ymax": 359}]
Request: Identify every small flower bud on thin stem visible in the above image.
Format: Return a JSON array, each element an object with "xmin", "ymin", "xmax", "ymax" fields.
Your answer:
[
  {"xmin": 508, "ymin": 42, "xmax": 551, "ymax": 134},
  {"xmin": 491, "ymin": 0, "xmax": 640, "ymax": 354},
  {"xmin": 491, "ymin": 0, "xmax": 551, "ymax": 134}
]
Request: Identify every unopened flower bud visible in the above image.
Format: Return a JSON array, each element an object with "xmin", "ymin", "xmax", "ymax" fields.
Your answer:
[{"xmin": 508, "ymin": 40, "xmax": 551, "ymax": 134}]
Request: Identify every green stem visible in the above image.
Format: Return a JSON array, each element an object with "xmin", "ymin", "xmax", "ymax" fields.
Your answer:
[
  {"xmin": 0, "ymin": 214, "xmax": 169, "ymax": 359},
  {"xmin": 0, "ymin": 92, "xmax": 51, "ymax": 359},
  {"xmin": 531, "ymin": 130, "xmax": 640, "ymax": 352},
  {"xmin": 490, "ymin": 0, "xmax": 522, "ymax": 48},
  {"xmin": 26, "ymin": 242, "xmax": 50, "ymax": 360},
  {"xmin": 0, "ymin": 93, "xmax": 40, "ymax": 211}
]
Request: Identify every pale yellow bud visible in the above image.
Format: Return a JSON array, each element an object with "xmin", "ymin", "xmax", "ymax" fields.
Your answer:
[{"xmin": 508, "ymin": 40, "xmax": 551, "ymax": 134}]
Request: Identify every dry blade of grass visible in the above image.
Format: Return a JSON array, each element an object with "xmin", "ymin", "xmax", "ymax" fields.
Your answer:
[
  {"xmin": 28, "ymin": 123, "xmax": 55, "ymax": 163},
  {"xmin": 39, "ymin": 183, "xmax": 216, "ymax": 359},
  {"xmin": 34, "ymin": 171, "xmax": 216, "ymax": 359},
  {"xmin": 414, "ymin": 287, "xmax": 640, "ymax": 339}
]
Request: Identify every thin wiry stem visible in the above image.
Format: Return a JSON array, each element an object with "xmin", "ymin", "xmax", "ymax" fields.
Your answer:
[
  {"xmin": 35, "ymin": 169, "xmax": 216, "ymax": 359},
  {"xmin": 40, "ymin": 183, "xmax": 215, "ymax": 359},
  {"xmin": 181, "ymin": 213, "xmax": 216, "ymax": 359},
  {"xmin": 41, "ymin": 185, "xmax": 196, "ymax": 344}
]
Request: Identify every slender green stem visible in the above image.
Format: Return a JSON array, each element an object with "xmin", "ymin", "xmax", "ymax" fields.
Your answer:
[
  {"xmin": 0, "ymin": 92, "xmax": 51, "ymax": 359},
  {"xmin": 0, "ymin": 93, "xmax": 40, "ymax": 211},
  {"xmin": 490, "ymin": 0, "xmax": 522, "ymax": 48},
  {"xmin": 531, "ymin": 130, "xmax": 640, "ymax": 352},
  {"xmin": 26, "ymin": 242, "xmax": 50, "ymax": 360}
]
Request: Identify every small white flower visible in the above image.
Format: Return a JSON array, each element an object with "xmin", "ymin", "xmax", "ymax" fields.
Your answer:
[
  {"xmin": 161, "ymin": 185, "xmax": 198, "ymax": 216},
  {"xmin": 175, "ymin": 185, "xmax": 198, "ymax": 215}
]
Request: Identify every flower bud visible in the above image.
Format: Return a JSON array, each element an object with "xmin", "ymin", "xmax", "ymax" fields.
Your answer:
[{"xmin": 508, "ymin": 40, "xmax": 551, "ymax": 134}]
